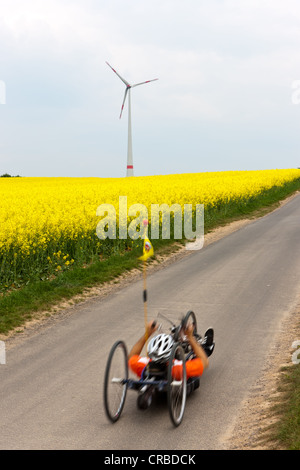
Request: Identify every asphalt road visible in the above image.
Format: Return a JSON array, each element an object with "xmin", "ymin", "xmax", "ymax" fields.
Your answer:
[{"xmin": 1, "ymin": 194, "xmax": 300, "ymax": 450}]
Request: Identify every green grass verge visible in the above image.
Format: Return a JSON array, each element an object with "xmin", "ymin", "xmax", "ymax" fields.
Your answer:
[
  {"xmin": 0, "ymin": 178, "xmax": 300, "ymax": 337},
  {"xmin": 263, "ymin": 361, "xmax": 300, "ymax": 450},
  {"xmin": 276, "ymin": 363, "xmax": 300, "ymax": 450}
]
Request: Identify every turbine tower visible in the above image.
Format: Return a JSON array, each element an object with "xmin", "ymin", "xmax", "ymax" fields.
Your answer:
[{"xmin": 106, "ymin": 62, "xmax": 158, "ymax": 177}]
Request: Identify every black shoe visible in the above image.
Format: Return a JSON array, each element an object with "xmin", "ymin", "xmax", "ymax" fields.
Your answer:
[
  {"xmin": 202, "ymin": 327, "xmax": 214, "ymax": 346},
  {"xmin": 201, "ymin": 328, "xmax": 215, "ymax": 357},
  {"xmin": 205, "ymin": 343, "xmax": 215, "ymax": 357}
]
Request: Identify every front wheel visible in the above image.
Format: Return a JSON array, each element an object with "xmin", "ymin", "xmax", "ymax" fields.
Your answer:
[
  {"xmin": 174, "ymin": 310, "xmax": 198, "ymax": 343},
  {"xmin": 182, "ymin": 310, "xmax": 197, "ymax": 335},
  {"xmin": 167, "ymin": 343, "xmax": 187, "ymax": 427},
  {"xmin": 103, "ymin": 340, "xmax": 128, "ymax": 423}
]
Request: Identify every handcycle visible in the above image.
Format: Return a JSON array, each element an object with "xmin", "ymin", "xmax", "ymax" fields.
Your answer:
[{"xmin": 103, "ymin": 310, "xmax": 204, "ymax": 427}]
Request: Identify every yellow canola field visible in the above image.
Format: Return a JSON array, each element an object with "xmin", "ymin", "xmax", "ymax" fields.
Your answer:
[{"xmin": 0, "ymin": 169, "xmax": 299, "ymax": 286}]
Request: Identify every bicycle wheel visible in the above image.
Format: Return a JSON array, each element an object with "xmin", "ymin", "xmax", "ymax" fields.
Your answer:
[
  {"xmin": 174, "ymin": 310, "xmax": 198, "ymax": 343},
  {"xmin": 167, "ymin": 342, "xmax": 187, "ymax": 427},
  {"xmin": 103, "ymin": 340, "xmax": 128, "ymax": 423},
  {"xmin": 182, "ymin": 310, "xmax": 197, "ymax": 335}
]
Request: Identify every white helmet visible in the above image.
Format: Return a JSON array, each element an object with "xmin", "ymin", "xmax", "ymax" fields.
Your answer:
[{"xmin": 147, "ymin": 333, "xmax": 174, "ymax": 363}]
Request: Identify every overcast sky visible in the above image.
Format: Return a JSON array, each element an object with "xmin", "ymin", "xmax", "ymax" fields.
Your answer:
[{"xmin": 1, "ymin": 0, "xmax": 300, "ymax": 177}]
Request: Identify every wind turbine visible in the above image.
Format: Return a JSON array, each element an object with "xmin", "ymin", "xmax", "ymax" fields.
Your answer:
[{"xmin": 106, "ymin": 62, "xmax": 158, "ymax": 177}]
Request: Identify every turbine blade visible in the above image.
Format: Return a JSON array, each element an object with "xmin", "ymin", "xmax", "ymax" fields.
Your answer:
[
  {"xmin": 131, "ymin": 78, "xmax": 159, "ymax": 88},
  {"xmin": 106, "ymin": 61, "xmax": 130, "ymax": 86},
  {"xmin": 120, "ymin": 88, "xmax": 128, "ymax": 119}
]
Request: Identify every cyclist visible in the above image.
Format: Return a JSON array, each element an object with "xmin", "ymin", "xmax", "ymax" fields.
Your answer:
[{"xmin": 128, "ymin": 320, "xmax": 214, "ymax": 408}]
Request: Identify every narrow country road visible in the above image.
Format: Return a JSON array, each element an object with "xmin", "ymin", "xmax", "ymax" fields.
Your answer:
[{"xmin": 1, "ymin": 194, "xmax": 300, "ymax": 450}]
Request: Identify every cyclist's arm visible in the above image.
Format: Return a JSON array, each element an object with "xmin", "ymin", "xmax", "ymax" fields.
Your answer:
[
  {"xmin": 186, "ymin": 326, "xmax": 209, "ymax": 371},
  {"xmin": 128, "ymin": 321, "xmax": 158, "ymax": 359}
]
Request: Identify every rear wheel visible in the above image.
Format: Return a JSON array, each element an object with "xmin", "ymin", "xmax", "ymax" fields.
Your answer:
[
  {"xmin": 167, "ymin": 343, "xmax": 187, "ymax": 427},
  {"xmin": 103, "ymin": 341, "xmax": 128, "ymax": 423}
]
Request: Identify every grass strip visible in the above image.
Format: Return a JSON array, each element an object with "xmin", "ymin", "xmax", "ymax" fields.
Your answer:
[
  {"xmin": 264, "ymin": 361, "xmax": 300, "ymax": 450},
  {"xmin": 276, "ymin": 363, "xmax": 300, "ymax": 450}
]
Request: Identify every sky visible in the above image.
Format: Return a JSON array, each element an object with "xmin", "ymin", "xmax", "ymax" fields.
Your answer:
[{"xmin": 1, "ymin": 0, "xmax": 300, "ymax": 178}]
